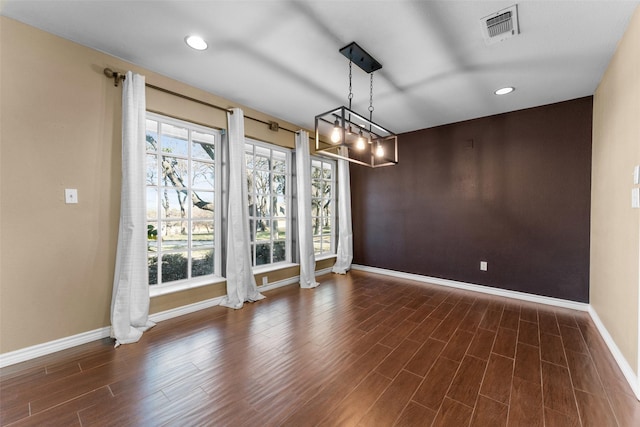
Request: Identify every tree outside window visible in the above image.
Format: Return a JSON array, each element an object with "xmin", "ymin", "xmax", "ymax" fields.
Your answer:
[
  {"xmin": 245, "ymin": 141, "xmax": 290, "ymax": 266},
  {"xmin": 146, "ymin": 114, "xmax": 220, "ymax": 286},
  {"xmin": 311, "ymin": 158, "xmax": 336, "ymax": 256}
]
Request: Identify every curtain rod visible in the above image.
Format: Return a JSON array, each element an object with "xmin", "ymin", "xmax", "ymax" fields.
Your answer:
[{"xmin": 103, "ymin": 68, "xmax": 299, "ymax": 135}]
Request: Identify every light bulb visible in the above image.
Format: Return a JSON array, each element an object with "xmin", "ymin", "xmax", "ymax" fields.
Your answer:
[
  {"xmin": 330, "ymin": 120, "xmax": 341, "ymax": 143},
  {"xmin": 356, "ymin": 131, "xmax": 366, "ymax": 150},
  {"xmin": 375, "ymin": 143, "xmax": 384, "ymax": 157}
]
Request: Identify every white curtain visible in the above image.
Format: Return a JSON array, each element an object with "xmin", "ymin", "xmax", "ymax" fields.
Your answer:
[
  {"xmin": 110, "ymin": 71, "xmax": 155, "ymax": 347},
  {"xmin": 221, "ymin": 108, "xmax": 265, "ymax": 309},
  {"xmin": 295, "ymin": 131, "xmax": 319, "ymax": 288},
  {"xmin": 332, "ymin": 148, "xmax": 353, "ymax": 274}
]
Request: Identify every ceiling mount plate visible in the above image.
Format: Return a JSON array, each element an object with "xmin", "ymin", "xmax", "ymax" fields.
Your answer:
[{"xmin": 339, "ymin": 42, "xmax": 382, "ymax": 74}]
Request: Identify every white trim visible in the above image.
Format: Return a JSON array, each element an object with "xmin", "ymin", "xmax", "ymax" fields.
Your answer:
[
  {"xmin": 252, "ymin": 262, "xmax": 298, "ymax": 275},
  {"xmin": 588, "ymin": 306, "xmax": 640, "ymax": 400},
  {"xmin": 150, "ymin": 276, "xmax": 226, "ymax": 298},
  {"xmin": 0, "ymin": 327, "xmax": 111, "ymax": 369},
  {"xmin": 149, "ymin": 296, "xmax": 226, "ymax": 323},
  {"xmin": 352, "ymin": 264, "xmax": 588, "ymax": 311}
]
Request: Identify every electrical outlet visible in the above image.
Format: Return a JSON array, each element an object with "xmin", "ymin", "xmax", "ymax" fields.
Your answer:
[
  {"xmin": 633, "ymin": 188, "xmax": 640, "ymax": 209},
  {"xmin": 262, "ymin": 276, "xmax": 268, "ymax": 286},
  {"xmin": 480, "ymin": 261, "xmax": 488, "ymax": 271},
  {"xmin": 65, "ymin": 188, "xmax": 78, "ymax": 204}
]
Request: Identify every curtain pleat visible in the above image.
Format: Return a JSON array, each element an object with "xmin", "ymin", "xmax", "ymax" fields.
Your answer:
[
  {"xmin": 221, "ymin": 108, "xmax": 265, "ymax": 309},
  {"xmin": 332, "ymin": 148, "xmax": 353, "ymax": 274},
  {"xmin": 110, "ymin": 71, "xmax": 155, "ymax": 347},
  {"xmin": 295, "ymin": 131, "xmax": 319, "ymax": 288}
]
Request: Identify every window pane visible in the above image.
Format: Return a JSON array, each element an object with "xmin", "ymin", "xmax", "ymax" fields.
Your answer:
[
  {"xmin": 273, "ymin": 241, "xmax": 286, "ymax": 262},
  {"xmin": 147, "ymin": 221, "xmax": 158, "ymax": 251},
  {"xmin": 245, "ymin": 150, "xmax": 254, "ymax": 169},
  {"xmin": 254, "ymin": 194, "xmax": 270, "ymax": 217},
  {"xmin": 312, "ymin": 217, "xmax": 321, "ymax": 237},
  {"xmin": 192, "ymin": 132, "xmax": 215, "ymax": 160},
  {"xmin": 313, "ymin": 237, "xmax": 322, "ymax": 254},
  {"xmin": 311, "ymin": 162, "xmax": 321, "ymax": 177},
  {"xmin": 273, "ymin": 151, "xmax": 286, "ymax": 172},
  {"xmin": 192, "ymin": 249, "xmax": 214, "ymax": 277},
  {"xmin": 322, "ymin": 163, "xmax": 332, "ymax": 179},
  {"xmin": 160, "ymin": 190, "xmax": 187, "ymax": 218},
  {"xmin": 322, "ymin": 217, "xmax": 332, "ymax": 235},
  {"xmin": 273, "ymin": 196, "xmax": 286, "ymax": 217},
  {"xmin": 148, "ymin": 255, "xmax": 158, "ymax": 285},
  {"xmin": 146, "ymin": 120, "xmax": 158, "ymax": 152},
  {"xmin": 325, "ymin": 199, "xmax": 333, "ymax": 218},
  {"xmin": 273, "ymin": 219, "xmax": 286, "ymax": 240},
  {"xmin": 321, "ymin": 238, "xmax": 331, "ymax": 254},
  {"xmin": 147, "ymin": 188, "xmax": 158, "ymax": 220},
  {"xmin": 255, "ymin": 243, "xmax": 270, "ymax": 265},
  {"xmin": 161, "ymin": 156, "xmax": 188, "ymax": 187},
  {"xmin": 247, "ymin": 171, "xmax": 254, "ymax": 194},
  {"xmin": 272, "ymin": 174, "xmax": 286, "ymax": 195},
  {"xmin": 146, "ymin": 154, "xmax": 158, "ymax": 184},
  {"xmin": 192, "ymin": 191, "xmax": 214, "ymax": 218},
  {"xmin": 192, "ymin": 161, "xmax": 214, "ymax": 189},
  {"xmin": 161, "ymin": 252, "xmax": 188, "ymax": 283},
  {"xmin": 161, "ymin": 221, "xmax": 188, "ymax": 250},
  {"xmin": 255, "ymin": 146, "xmax": 270, "ymax": 170},
  {"xmin": 161, "ymin": 123, "xmax": 188, "ymax": 156},
  {"xmin": 256, "ymin": 220, "xmax": 271, "ymax": 242},
  {"xmin": 192, "ymin": 220, "xmax": 214, "ymax": 248},
  {"xmin": 311, "ymin": 182, "xmax": 321, "ymax": 198},
  {"xmin": 255, "ymin": 171, "xmax": 270, "ymax": 194}
]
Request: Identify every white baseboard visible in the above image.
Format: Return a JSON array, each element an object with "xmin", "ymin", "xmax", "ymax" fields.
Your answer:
[
  {"xmin": 0, "ymin": 267, "xmax": 336, "ymax": 369},
  {"xmin": 0, "ymin": 327, "xmax": 112, "ymax": 369},
  {"xmin": 588, "ymin": 306, "xmax": 640, "ymax": 400},
  {"xmin": 351, "ymin": 264, "xmax": 589, "ymax": 311}
]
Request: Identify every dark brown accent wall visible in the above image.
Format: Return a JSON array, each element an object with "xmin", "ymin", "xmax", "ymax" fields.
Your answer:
[{"xmin": 351, "ymin": 97, "xmax": 593, "ymax": 302}]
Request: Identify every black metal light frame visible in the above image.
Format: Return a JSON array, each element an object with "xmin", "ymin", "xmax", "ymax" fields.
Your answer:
[{"xmin": 314, "ymin": 42, "xmax": 398, "ymax": 168}]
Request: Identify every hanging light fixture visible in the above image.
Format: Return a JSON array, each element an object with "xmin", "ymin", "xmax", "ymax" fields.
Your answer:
[{"xmin": 315, "ymin": 42, "xmax": 398, "ymax": 168}]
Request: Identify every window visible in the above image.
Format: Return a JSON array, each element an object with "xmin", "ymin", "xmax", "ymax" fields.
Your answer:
[
  {"xmin": 311, "ymin": 157, "xmax": 336, "ymax": 256},
  {"xmin": 145, "ymin": 113, "xmax": 221, "ymax": 286},
  {"xmin": 245, "ymin": 140, "xmax": 291, "ymax": 267}
]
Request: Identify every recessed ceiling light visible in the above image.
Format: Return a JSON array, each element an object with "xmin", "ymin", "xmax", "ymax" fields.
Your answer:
[
  {"xmin": 494, "ymin": 86, "xmax": 515, "ymax": 95},
  {"xmin": 185, "ymin": 35, "xmax": 208, "ymax": 51}
]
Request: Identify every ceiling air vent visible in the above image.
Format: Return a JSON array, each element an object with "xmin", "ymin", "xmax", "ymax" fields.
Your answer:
[{"xmin": 481, "ymin": 4, "xmax": 519, "ymax": 45}]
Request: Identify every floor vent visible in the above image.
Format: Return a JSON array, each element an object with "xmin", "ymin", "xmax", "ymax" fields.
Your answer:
[{"xmin": 481, "ymin": 4, "xmax": 519, "ymax": 45}]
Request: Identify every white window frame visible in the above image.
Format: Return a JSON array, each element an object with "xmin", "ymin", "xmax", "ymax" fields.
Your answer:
[
  {"xmin": 245, "ymin": 138, "xmax": 292, "ymax": 269},
  {"xmin": 145, "ymin": 112, "xmax": 223, "ymax": 295},
  {"xmin": 311, "ymin": 156, "xmax": 337, "ymax": 258}
]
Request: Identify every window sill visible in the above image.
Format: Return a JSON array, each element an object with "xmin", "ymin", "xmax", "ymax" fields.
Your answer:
[
  {"xmin": 150, "ymin": 276, "xmax": 226, "ymax": 298},
  {"xmin": 315, "ymin": 254, "xmax": 337, "ymax": 262},
  {"xmin": 252, "ymin": 262, "xmax": 298, "ymax": 275}
]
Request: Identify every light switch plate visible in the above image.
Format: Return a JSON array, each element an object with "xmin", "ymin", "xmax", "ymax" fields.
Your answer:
[
  {"xmin": 634, "ymin": 165, "xmax": 640, "ymax": 185},
  {"xmin": 480, "ymin": 261, "xmax": 488, "ymax": 271},
  {"xmin": 65, "ymin": 188, "xmax": 78, "ymax": 204},
  {"xmin": 633, "ymin": 188, "xmax": 640, "ymax": 209}
]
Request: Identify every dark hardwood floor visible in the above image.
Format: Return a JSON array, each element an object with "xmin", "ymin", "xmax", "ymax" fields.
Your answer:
[{"xmin": 1, "ymin": 270, "xmax": 639, "ymax": 426}]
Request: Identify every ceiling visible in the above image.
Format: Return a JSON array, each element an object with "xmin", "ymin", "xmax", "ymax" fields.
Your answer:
[{"xmin": 1, "ymin": 0, "xmax": 638, "ymax": 134}]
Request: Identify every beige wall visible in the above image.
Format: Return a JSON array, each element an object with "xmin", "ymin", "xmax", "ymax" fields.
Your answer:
[
  {"xmin": 0, "ymin": 17, "xmax": 330, "ymax": 354},
  {"xmin": 591, "ymin": 7, "xmax": 640, "ymax": 378}
]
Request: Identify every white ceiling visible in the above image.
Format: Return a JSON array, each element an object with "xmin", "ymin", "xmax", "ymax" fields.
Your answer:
[{"xmin": 1, "ymin": 0, "xmax": 638, "ymax": 134}]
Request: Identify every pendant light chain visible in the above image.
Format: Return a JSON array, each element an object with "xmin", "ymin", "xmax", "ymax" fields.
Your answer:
[
  {"xmin": 369, "ymin": 72, "xmax": 375, "ymax": 122},
  {"xmin": 348, "ymin": 59, "xmax": 353, "ymax": 110}
]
